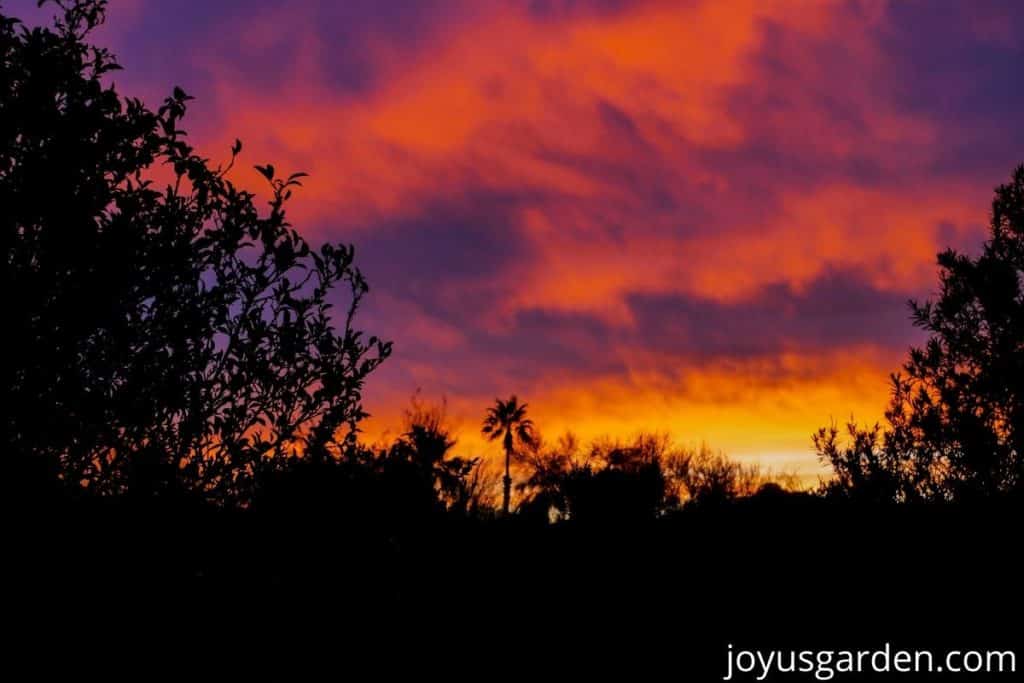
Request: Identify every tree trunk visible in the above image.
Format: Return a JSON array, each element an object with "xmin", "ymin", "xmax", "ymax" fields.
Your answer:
[{"xmin": 502, "ymin": 444, "xmax": 512, "ymax": 515}]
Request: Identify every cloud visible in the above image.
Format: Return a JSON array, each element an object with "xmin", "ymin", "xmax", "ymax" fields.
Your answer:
[{"xmin": 63, "ymin": 0, "xmax": 1024, "ymax": 469}]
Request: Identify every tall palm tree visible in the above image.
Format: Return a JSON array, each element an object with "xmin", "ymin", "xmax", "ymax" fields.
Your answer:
[{"xmin": 482, "ymin": 396, "xmax": 537, "ymax": 515}]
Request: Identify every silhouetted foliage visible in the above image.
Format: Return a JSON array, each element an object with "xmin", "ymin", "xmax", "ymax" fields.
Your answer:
[
  {"xmin": 518, "ymin": 433, "xmax": 791, "ymax": 521},
  {"xmin": 817, "ymin": 166, "xmax": 1024, "ymax": 502},
  {"xmin": 2, "ymin": 0, "xmax": 390, "ymax": 503},
  {"xmin": 813, "ymin": 421, "xmax": 902, "ymax": 503},
  {"xmin": 555, "ymin": 434, "xmax": 673, "ymax": 522},
  {"xmin": 665, "ymin": 443, "xmax": 773, "ymax": 507},
  {"xmin": 385, "ymin": 398, "xmax": 484, "ymax": 514},
  {"xmin": 254, "ymin": 397, "xmax": 488, "ymax": 528}
]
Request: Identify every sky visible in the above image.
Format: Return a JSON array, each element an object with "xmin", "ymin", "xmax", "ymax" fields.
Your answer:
[{"xmin": 15, "ymin": 0, "xmax": 1024, "ymax": 475}]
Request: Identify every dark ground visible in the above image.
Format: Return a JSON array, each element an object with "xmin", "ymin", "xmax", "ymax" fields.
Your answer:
[{"xmin": 6, "ymin": 491, "xmax": 1020, "ymax": 681}]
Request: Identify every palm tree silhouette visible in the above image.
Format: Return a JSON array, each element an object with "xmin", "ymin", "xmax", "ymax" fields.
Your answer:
[{"xmin": 482, "ymin": 396, "xmax": 537, "ymax": 515}]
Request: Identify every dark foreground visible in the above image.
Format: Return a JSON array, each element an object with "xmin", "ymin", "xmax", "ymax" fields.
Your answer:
[{"xmin": 6, "ymin": 490, "xmax": 1020, "ymax": 681}]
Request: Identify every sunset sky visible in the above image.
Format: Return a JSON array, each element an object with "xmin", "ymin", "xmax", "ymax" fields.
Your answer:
[{"xmin": 21, "ymin": 0, "xmax": 1024, "ymax": 475}]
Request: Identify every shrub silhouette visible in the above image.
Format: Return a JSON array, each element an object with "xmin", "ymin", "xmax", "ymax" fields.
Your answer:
[
  {"xmin": 813, "ymin": 421, "xmax": 902, "ymax": 503},
  {"xmin": 255, "ymin": 398, "xmax": 485, "ymax": 527},
  {"xmin": 2, "ymin": 0, "xmax": 390, "ymax": 503},
  {"xmin": 383, "ymin": 398, "xmax": 483, "ymax": 515},
  {"xmin": 665, "ymin": 443, "xmax": 768, "ymax": 506},
  {"xmin": 518, "ymin": 433, "xmax": 670, "ymax": 522},
  {"xmin": 517, "ymin": 433, "xmax": 787, "ymax": 521},
  {"xmin": 817, "ymin": 166, "xmax": 1024, "ymax": 502},
  {"xmin": 564, "ymin": 437, "xmax": 672, "ymax": 523}
]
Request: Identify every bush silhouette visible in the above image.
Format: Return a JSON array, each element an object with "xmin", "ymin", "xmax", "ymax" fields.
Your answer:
[
  {"xmin": 2, "ymin": 0, "xmax": 390, "ymax": 503},
  {"xmin": 665, "ymin": 443, "xmax": 770, "ymax": 507},
  {"xmin": 817, "ymin": 166, "xmax": 1024, "ymax": 502}
]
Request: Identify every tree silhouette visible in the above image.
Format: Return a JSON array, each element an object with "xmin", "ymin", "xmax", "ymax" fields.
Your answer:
[
  {"xmin": 522, "ymin": 433, "xmax": 673, "ymax": 522},
  {"xmin": 2, "ymin": 0, "xmax": 390, "ymax": 502},
  {"xmin": 387, "ymin": 398, "xmax": 482, "ymax": 514},
  {"xmin": 481, "ymin": 395, "xmax": 536, "ymax": 514},
  {"xmin": 518, "ymin": 433, "xmax": 787, "ymax": 520},
  {"xmin": 813, "ymin": 420, "xmax": 901, "ymax": 503},
  {"xmin": 817, "ymin": 165, "xmax": 1024, "ymax": 501},
  {"xmin": 665, "ymin": 443, "xmax": 770, "ymax": 507}
]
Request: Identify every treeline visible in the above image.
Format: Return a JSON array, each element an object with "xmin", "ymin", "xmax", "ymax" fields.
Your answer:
[
  {"xmin": 284, "ymin": 411, "xmax": 805, "ymax": 524},
  {"xmin": 344, "ymin": 398, "xmax": 807, "ymax": 523}
]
